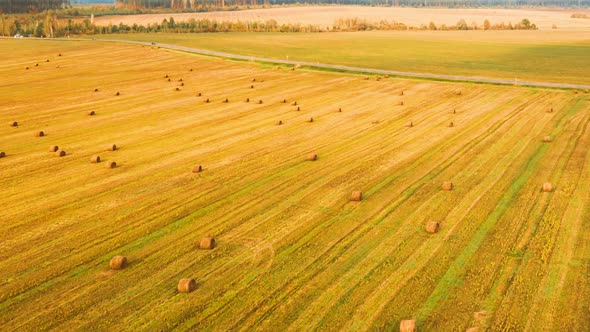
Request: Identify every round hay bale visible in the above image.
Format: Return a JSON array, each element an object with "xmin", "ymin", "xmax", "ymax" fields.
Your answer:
[
  {"xmin": 453, "ymin": 109, "xmax": 456, "ymax": 114},
  {"xmin": 426, "ymin": 221, "xmax": 440, "ymax": 234},
  {"xmin": 252, "ymin": 78, "xmax": 256, "ymax": 82},
  {"xmin": 107, "ymin": 144, "xmax": 117, "ymax": 151},
  {"xmin": 189, "ymin": 68, "xmax": 193, "ymax": 72},
  {"xmin": 205, "ymin": 98, "xmax": 210, "ymax": 103},
  {"xmin": 25, "ymin": 66, "xmax": 29, "ymax": 70},
  {"xmin": 584, "ymin": 89, "xmax": 589, "ymax": 94},
  {"xmin": 0, "ymin": 152, "xmax": 5, "ymax": 158},
  {"xmin": 88, "ymin": 111, "xmax": 95, "ymax": 116},
  {"xmin": 282, "ymin": 99, "xmax": 287, "ymax": 103},
  {"xmin": 376, "ymin": 76, "xmax": 381, "ymax": 81},
  {"xmin": 296, "ymin": 107, "xmax": 300, "ymax": 111},
  {"xmin": 56, "ymin": 150, "xmax": 66, "ymax": 157},
  {"xmin": 48, "ymin": 145, "xmax": 59, "ymax": 152},
  {"xmin": 573, "ymin": 90, "xmax": 578, "ymax": 94},
  {"xmin": 90, "ymin": 155, "xmax": 101, "ymax": 163},
  {"xmin": 292, "ymin": 101, "xmax": 298, "ymax": 106},
  {"xmin": 10, "ymin": 121, "xmax": 18, "ymax": 127},
  {"xmin": 199, "ymin": 237, "xmax": 216, "ymax": 250},
  {"xmin": 168, "ymin": 78, "xmax": 172, "ymax": 82},
  {"xmin": 400, "ymin": 91, "xmax": 404, "ymax": 96},
  {"xmin": 105, "ymin": 161, "xmax": 117, "ymax": 168},
  {"xmin": 399, "ymin": 101, "xmax": 404, "ymax": 106},
  {"xmin": 306, "ymin": 153, "xmax": 318, "ymax": 161},
  {"xmin": 35, "ymin": 63, "xmax": 39, "ymax": 67},
  {"xmin": 400, "ymin": 319, "xmax": 416, "ymax": 332},
  {"xmin": 178, "ymin": 78, "xmax": 183, "ymax": 82},
  {"xmin": 223, "ymin": 98, "xmax": 229, "ymax": 103},
  {"xmin": 543, "ymin": 182, "xmax": 553, "ymax": 192},
  {"xmin": 164, "ymin": 74, "xmax": 169, "ymax": 78},
  {"xmin": 115, "ymin": 92, "xmax": 120, "ymax": 96},
  {"xmin": 94, "ymin": 88, "xmax": 99, "ymax": 92},
  {"xmin": 109, "ymin": 255, "xmax": 127, "ymax": 270},
  {"xmin": 181, "ymin": 82, "xmax": 184, "ymax": 86},
  {"xmin": 245, "ymin": 98, "xmax": 250, "ymax": 102},
  {"xmin": 308, "ymin": 117, "xmax": 314, "ymax": 123},
  {"xmin": 250, "ymin": 85, "xmax": 254, "ymax": 89},
  {"xmin": 275, "ymin": 120, "xmax": 283, "ymax": 126},
  {"xmin": 175, "ymin": 87, "xmax": 180, "ymax": 91},
  {"xmin": 448, "ymin": 122, "xmax": 454, "ymax": 127},
  {"xmin": 456, "ymin": 90, "xmax": 462, "ymax": 95},
  {"xmin": 192, "ymin": 165, "xmax": 202, "ymax": 173},
  {"xmin": 258, "ymin": 100, "xmax": 263, "ymax": 104},
  {"xmin": 178, "ymin": 278, "xmax": 197, "ymax": 293},
  {"xmin": 338, "ymin": 107, "xmax": 342, "ymax": 112},
  {"xmin": 58, "ymin": 53, "xmax": 62, "ymax": 56},
  {"xmin": 546, "ymin": 108, "xmax": 553, "ymax": 113},
  {"xmin": 35, "ymin": 131, "xmax": 45, "ymax": 137},
  {"xmin": 351, "ymin": 191, "xmax": 363, "ymax": 202},
  {"xmin": 364, "ymin": 76, "xmax": 369, "ymax": 80},
  {"xmin": 197, "ymin": 92, "xmax": 202, "ymax": 97},
  {"xmin": 543, "ymin": 135, "xmax": 552, "ymax": 142},
  {"xmin": 442, "ymin": 181, "xmax": 453, "ymax": 191},
  {"xmin": 406, "ymin": 122, "xmax": 413, "ymax": 127}
]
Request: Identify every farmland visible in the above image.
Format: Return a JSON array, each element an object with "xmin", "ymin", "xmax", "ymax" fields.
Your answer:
[
  {"xmin": 93, "ymin": 31, "xmax": 590, "ymax": 85},
  {"xmin": 1, "ymin": 38, "xmax": 590, "ymax": 331}
]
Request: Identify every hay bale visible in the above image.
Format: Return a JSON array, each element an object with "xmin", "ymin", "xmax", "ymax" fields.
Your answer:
[
  {"xmin": 351, "ymin": 191, "xmax": 363, "ymax": 202},
  {"xmin": 250, "ymin": 85, "xmax": 254, "ymax": 89},
  {"xmin": 181, "ymin": 82, "xmax": 184, "ymax": 86},
  {"xmin": 0, "ymin": 152, "xmax": 5, "ymax": 158},
  {"xmin": 178, "ymin": 278, "xmax": 197, "ymax": 293},
  {"xmin": 35, "ymin": 131, "xmax": 45, "ymax": 137},
  {"xmin": 543, "ymin": 135, "xmax": 552, "ymax": 142},
  {"xmin": 406, "ymin": 122, "xmax": 413, "ymax": 127},
  {"xmin": 584, "ymin": 89, "xmax": 589, "ymax": 94},
  {"xmin": 90, "ymin": 155, "xmax": 101, "ymax": 163},
  {"xmin": 189, "ymin": 68, "xmax": 193, "ymax": 72},
  {"xmin": 364, "ymin": 76, "xmax": 369, "ymax": 80},
  {"xmin": 448, "ymin": 122, "xmax": 454, "ymax": 127},
  {"xmin": 164, "ymin": 74, "xmax": 169, "ymax": 78},
  {"xmin": 56, "ymin": 150, "xmax": 66, "ymax": 157},
  {"xmin": 109, "ymin": 256, "xmax": 127, "ymax": 270},
  {"xmin": 46, "ymin": 59, "xmax": 50, "ymax": 63},
  {"xmin": 442, "ymin": 181, "xmax": 453, "ymax": 191},
  {"xmin": 197, "ymin": 92, "xmax": 202, "ymax": 97},
  {"xmin": 308, "ymin": 117, "xmax": 314, "ymax": 123},
  {"xmin": 168, "ymin": 78, "xmax": 171, "ymax": 82},
  {"xmin": 107, "ymin": 144, "xmax": 117, "ymax": 151},
  {"xmin": 223, "ymin": 98, "xmax": 229, "ymax": 103},
  {"xmin": 205, "ymin": 98, "xmax": 210, "ymax": 103},
  {"xmin": 192, "ymin": 165, "xmax": 202, "ymax": 173},
  {"xmin": 296, "ymin": 107, "xmax": 300, "ymax": 111},
  {"xmin": 400, "ymin": 91, "xmax": 404, "ymax": 96},
  {"xmin": 426, "ymin": 221, "xmax": 440, "ymax": 234},
  {"xmin": 105, "ymin": 161, "xmax": 117, "ymax": 168},
  {"xmin": 199, "ymin": 237, "xmax": 216, "ymax": 249},
  {"xmin": 58, "ymin": 53, "xmax": 62, "ymax": 56},
  {"xmin": 453, "ymin": 109, "xmax": 456, "ymax": 114},
  {"xmin": 178, "ymin": 78, "xmax": 183, "ymax": 82},
  {"xmin": 25, "ymin": 66, "xmax": 29, "ymax": 70},
  {"xmin": 35, "ymin": 63, "xmax": 39, "ymax": 67},
  {"xmin": 115, "ymin": 92, "xmax": 120, "ymax": 96},
  {"xmin": 258, "ymin": 100, "xmax": 263, "ymax": 104},
  {"xmin": 9, "ymin": 121, "xmax": 18, "ymax": 127},
  {"xmin": 88, "ymin": 111, "xmax": 95, "ymax": 116},
  {"xmin": 399, "ymin": 101, "xmax": 404, "ymax": 106},
  {"xmin": 338, "ymin": 107, "xmax": 342, "ymax": 112},
  {"xmin": 49, "ymin": 145, "xmax": 59, "ymax": 152},
  {"xmin": 275, "ymin": 120, "xmax": 283, "ymax": 126},
  {"xmin": 371, "ymin": 120, "xmax": 380, "ymax": 124},
  {"xmin": 546, "ymin": 108, "xmax": 553, "ymax": 113},
  {"xmin": 175, "ymin": 87, "xmax": 180, "ymax": 91},
  {"xmin": 282, "ymin": 99, "xmax": 287, "ymax": 103},
  {"xmin": 292, "ymin": 101, "xmax": 298, "ymax": 106},
  {"xmin": 543, "ymin": 182, "xmax": 553, "ymax": 192},
  {"xmin": 306, "ymin": 153, "xmax": 318, "ymax": 161},
  {"xmin": 252, "ymin": 78, "xmax": 256, "ymax": 82},
  {"xmin": 245, "ymin": 98, "xmax": 250, "ymax": 102},
  {"xmin": 400, "ymin": 319, "xmax": 416, "ymax": 332},
  {"xmin": 94, "ymin": 88, "xmax": 99, "ymax": 92}
]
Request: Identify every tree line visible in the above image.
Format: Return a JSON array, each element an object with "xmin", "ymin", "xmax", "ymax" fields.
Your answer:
[{"xmin": 0, "ymin": 0, "xmax": 70, "ymax": 13}]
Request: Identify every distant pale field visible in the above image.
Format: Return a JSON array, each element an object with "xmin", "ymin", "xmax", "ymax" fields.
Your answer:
[
  {"xmin": 94, "ymin": 6, "xmax": 590, "ymax": 30},
  {"xmin": 94, "ymin": 31, "xmax": 590, "ymax": 85},
  {"xmin": 1, "ymin": 39, "xmax": 590, "ymax": 331}
]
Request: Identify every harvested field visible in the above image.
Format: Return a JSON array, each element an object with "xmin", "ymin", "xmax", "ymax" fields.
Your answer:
[
  {"xmin": 94, "ymin": 6, "xmax": 590, "ymax": 31},
  {"xmin": 1, "ymin": 39, "xmax": 589, "ymax": 331}
]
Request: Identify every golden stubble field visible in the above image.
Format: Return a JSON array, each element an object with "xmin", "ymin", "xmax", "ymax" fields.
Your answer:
[
  {"xmin": 1, "ymin": 39, "xmax": 590, "ymax": 331},
  {"xmin": 94, "ymin": 6, "xmax": 590, "ymax": 30}
]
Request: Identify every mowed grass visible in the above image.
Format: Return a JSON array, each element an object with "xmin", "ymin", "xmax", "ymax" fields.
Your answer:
[
  {"xmin": 1, "ymin": 39, "xmax": 590, "ymax": 331},
  {"xmin": 92, "ymin": 31, "xmax": 590, "ymax": 85}
]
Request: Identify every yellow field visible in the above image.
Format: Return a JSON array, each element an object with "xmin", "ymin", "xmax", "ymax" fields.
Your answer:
[
  {"xmin": 94, "ymin": 6, "xmax": 590, "ymax": 30},
  {"xmin": 1, "ymin": 39, "xmax": 590, "ymax": 331}
]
